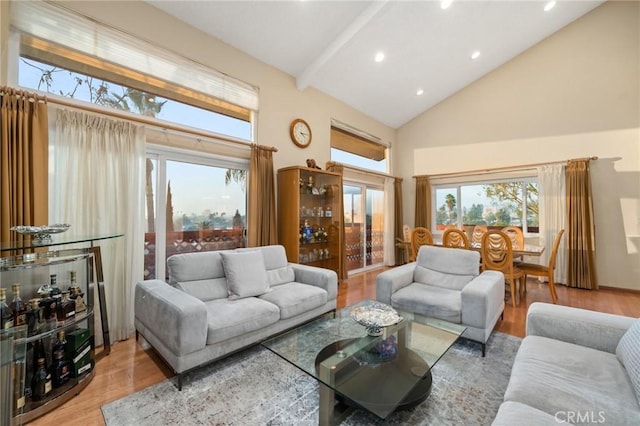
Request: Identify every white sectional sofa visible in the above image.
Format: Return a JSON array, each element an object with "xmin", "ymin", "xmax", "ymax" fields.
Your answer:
[{"xmin": 134, "ymin": 245, "xmax": 337, "ymax": 389}]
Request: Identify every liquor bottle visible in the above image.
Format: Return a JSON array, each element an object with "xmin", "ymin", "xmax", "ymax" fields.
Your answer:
[
  {"xmin": 49, "ymin": 274, "xmax": 61, "ymax": 296},
  {"xmin": 51, "ymin": 331, "xmax": 71, "ymax": 387},
  {"xmin": 0, "ymin": 287, "xmax": 14, "ymax": 329},
  {"xmin": 39, "ymin": 291, "xmax": 57, "ymax": 321},
  {"xmin": 11, "ymin": 283, "xmax": 27, "ymax": 327},
  {"xmin": 26, "ymin": 299, "xmax": 41, "ymax": 335},
  {"xmin": 68, "ymin": 271, "xmax": 86, "ymax": 312},
  {"xmin": 56, "ymin": 292, "xmax": 75, "ymax": 321},
  {"xmin": 31, "ymin": 357, "xmax": 52, "ymax": 401},
  {"xmin": 33, "ymin": 339, "xmax": 48, "ymax": 371}
]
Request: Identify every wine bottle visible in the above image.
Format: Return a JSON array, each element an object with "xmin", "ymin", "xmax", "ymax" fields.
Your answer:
[
  {"xmin": 31, "ymin": 358, "xmax": 52, "ymax": 401},
  {"xmin": 51, "ymin": 331, "xmax": 71, "ymax": 387},
  {"xmin": 11, "ymin": 283, "xmax": 27, "ymax": 327},
  {"xmin": 0, "ymin": 288, "xmax": 14, "ymax": 329}
]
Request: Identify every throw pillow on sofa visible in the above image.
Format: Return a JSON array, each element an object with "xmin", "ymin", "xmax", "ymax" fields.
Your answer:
[
  {"xmin": 220, "ymin": 250, "xmax": 271, "ymax": 300},
  {"xmin": 616, "ymin": 318, "xmax": 640, "ymax": 403}
]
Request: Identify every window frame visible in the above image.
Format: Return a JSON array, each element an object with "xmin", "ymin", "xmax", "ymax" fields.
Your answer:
[
  {"xmin": 146, "ymin": 144, "xmax": 249, "ymax": 282},
  {"xmin": 432, "ymin": 176, "xmax": 539, "ymax": 236}
]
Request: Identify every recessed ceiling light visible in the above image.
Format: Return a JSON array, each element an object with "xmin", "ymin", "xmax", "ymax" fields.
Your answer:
[
  {"xmin": 441, "ymin": 0, "xmax": 453, "ymax": 10},
  {"xmin": 374, "ymin": 52, "xmax": 385, "ymax": 63},
  {"xmin": 471, "ymin": 51, "xmax": 481, "ymax": 60},
  {"xmin": 416, "ymin": 88, "xmax": 424, "ymax": 96},
  {"xmin": 544, "ymin": 1, "xmax": 556, "ymax": 12}
]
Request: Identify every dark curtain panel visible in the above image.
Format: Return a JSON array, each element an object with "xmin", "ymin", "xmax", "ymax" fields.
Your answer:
[
  {"xmin": 566, "ymin": 159, "xmax": 598, "ymax": 289},
  {"xmin": 247, "ymin": 144, "xmax": 277, "ymax": 247},
  {"xmin": 414, "ymin": 176, "xmax": 431, "ymax": 228},
  {"xmin": 394, "ymin": 177, "xmax": 404, "ymax": 265},
  {"xmin": 0, "ymin": 87, "xmax": 48, "ymax": 244}
]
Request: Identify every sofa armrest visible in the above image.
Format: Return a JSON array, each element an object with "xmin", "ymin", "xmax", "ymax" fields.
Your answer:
[
  {"xmin": 375, "ymin": 263, "xmax": 415, "ymax": 305},
  {"xmin": 461, "ymin": 271, "xmax": 505, "ymax": 329},
  {"xmin": 135, "ymin": 280, "xmax": 208, "ymax": 356},
  {"xmin": 290, "ymin": 263, "xmax": 338, "ymax": 301},
  {"xmin": 526, "ymin": 302, "xmax": 635, "ymax": 353}
]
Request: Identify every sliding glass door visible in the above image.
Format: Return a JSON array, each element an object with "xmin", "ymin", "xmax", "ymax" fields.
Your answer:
[
  {"xmin": 343, "ymin": 184, "xmax": 384, "ymax": 274},
  {"xmin": 144, "ymin": 148, "xmax": 248, "ymax": 281}
]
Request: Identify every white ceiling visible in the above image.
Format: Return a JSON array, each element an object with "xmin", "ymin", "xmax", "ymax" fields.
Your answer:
[{"xmin": 147, "ymin": 0, "xmax": 604, "ymax": 129}]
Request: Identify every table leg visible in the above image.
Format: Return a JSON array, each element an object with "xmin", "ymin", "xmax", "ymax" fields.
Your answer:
[{"xmin": 89, "ymin": 245, "xmax": 111, "ymax": 355}]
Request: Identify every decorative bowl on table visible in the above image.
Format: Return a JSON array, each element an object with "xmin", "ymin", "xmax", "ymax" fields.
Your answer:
[
  {"xmin": 354, "ymin": 335, "xmax": 398, "ymax": 366},
  {"xmin": 10, "ymin": 224, "xmax": 71, "ymax": 244},
  {"xmin": 350, "ymin": 302, "xmax": 403, "ymax": 336}
]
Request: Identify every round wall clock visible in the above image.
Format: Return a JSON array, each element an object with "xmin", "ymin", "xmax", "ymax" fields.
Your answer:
[{"xmin": 290, "ymin": 118, "xmax": 312, "ymax": 148}]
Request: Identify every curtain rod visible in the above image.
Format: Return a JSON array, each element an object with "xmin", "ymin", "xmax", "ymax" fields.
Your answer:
[
  {"xmin": 413, "ymin": 156, "xmax": 598, "ymax": 179},
  {"xmin": 326, "ymin": 161, "xmax": 395, "ymax": 180},
  {"xmin": 46, "ymin": 95, "xmax": 277, "ymax": 152}
]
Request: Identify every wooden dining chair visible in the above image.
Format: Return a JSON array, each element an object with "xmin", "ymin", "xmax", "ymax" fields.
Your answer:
[
  {"xmin": 501, "ymin": 226, "xmax": 524, "ymax": 250},
  {"xmin": 442, "ymin": 228, "xmax": 470, "ymax": 249},
  {"xmin": 396, "ymin": 224, "xmax": 412, "ymax": 263},
  {"xmin": 502, "ymin": 226, "xmax": 525, "ymax": 261},
  {"xmin": 516, "ymin": 229, "xmax": 564, "ymax": 304},
  {"xmin": 481, "ymin": 230, "xmax": 524, "ymax": 307},
  {"xmin": 471, "ymin": 225, "xmax": 488, "ymax": 245},
  {"xmin": 411, "ymin": 227, "xmax": 433, "ymax": 261}
]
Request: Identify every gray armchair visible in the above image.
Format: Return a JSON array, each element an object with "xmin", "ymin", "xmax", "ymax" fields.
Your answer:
[{"xmin": 376, "ymin": 245, "xmax": 505, "ymax": 356}]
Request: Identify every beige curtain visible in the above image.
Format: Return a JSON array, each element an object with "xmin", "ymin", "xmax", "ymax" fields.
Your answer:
[
  {"xmin": 247, "ymin": 144, "xmax": 277, "ymax": 247},
  {"xmin": 325, "ymin": 162, "xmax": 348, "ymax": 280},
  {"xmin": 414, "ymin": 176, "xmax": 431, "ymax": 228},
  {"xmin": 394, "ymin": 177, "xmax": 404, "ymax": 265},
  {"xmin": 566, "ymin": 159, "xmax": 598, "ymax": 289},
  {"xmin": 0, "ymin": 87, "xmax": 48, "ymax": 244}
]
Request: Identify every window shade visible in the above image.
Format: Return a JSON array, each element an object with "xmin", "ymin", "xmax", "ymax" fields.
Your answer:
[
  {"xmin": 331, "ymin": 127, "xmax": 386, "ymax": 161},
  {"xmin": 11, "ymin": 1, "xmax": 258, "ymax": 120}
]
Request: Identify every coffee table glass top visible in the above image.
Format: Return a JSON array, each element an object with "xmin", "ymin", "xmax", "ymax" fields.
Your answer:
[{"xmin": 262, "ymin": 300, "xmax": 466, "ymax": 419}]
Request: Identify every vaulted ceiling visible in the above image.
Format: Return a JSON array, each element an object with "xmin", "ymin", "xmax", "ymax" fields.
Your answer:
[{"xmin": 147, "ymin": 0, "xmax": 604, "ymax": 128}]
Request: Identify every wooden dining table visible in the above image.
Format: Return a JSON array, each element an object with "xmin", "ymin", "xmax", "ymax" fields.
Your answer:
[
  {"xmin": 433, "ymin": 241, "xmax": 545, "ymax": 257},
  {"xmin": 469, "ymin": 241, "xmax": 545, "ymax": 257}
]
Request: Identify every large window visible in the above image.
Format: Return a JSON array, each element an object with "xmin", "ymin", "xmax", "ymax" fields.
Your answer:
[
  {"xmin": 18, "ymin": 58, "xmax": 252, "ymax": 140},
  {"xmin": 145, "ymin": 148, "xmax": 248, "ymax": 281},
  {"xmin": 434, "ymin": 179, "xmax": 539, "ymax": 234},
  {"xmin": 10, "ymin": 0, "xmax": 257, "ymax": 140},
  {"xmin": 330, "ymin": 124, "xmax": 388, "ymax": 173}
]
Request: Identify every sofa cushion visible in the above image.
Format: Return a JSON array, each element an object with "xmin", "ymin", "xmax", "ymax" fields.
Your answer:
[
  {"xmin": 174, "ymin": 277, "xmax": 228, "ymax": 302},
  {"xmin": 167, "ymin": 250, "xmax": 226, "ymax": 284},
  {"xmin": 616, "ymin": 319, "xmax": 640, "ymax": 403},
  {"xmin": 259, "ymin": 282, "xmax": 327, "ymax": 319},
  {"xmin": 504, "ymin": 335, "xmax": 640, "ymax": 425},
  {"xmin": 414, "ymin": 246, "xmax": 479, "ymax": 291},
  {"xmin": 236, "ymin": 245, "xmax": 288, "ymax": 270},
  {"xmin": 220, "ymin": 250, "xmax": 270, "ymax": 300},
  {"xmin": 267, "ymin": 266, "xmax": 295, "ymax": 287},
  {"xmin": 391, "ymin": 283, "xmax": 461, "ymax": 323},
  {"xmin": 204, "ymin": 298, "xmax": 280, "ymax": 345}
]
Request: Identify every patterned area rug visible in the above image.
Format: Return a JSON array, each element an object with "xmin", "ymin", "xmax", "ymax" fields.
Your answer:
[{"xmin": 101, "ymin": 332, "xmax": 520, "ymax": 425}]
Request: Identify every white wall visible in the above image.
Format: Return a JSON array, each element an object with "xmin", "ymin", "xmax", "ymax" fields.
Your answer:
[
  {"xmin": 397, "ymin": 1, "xmax": 640, "ymax": 289},
  {"xmin": 52, "ymin": 1, "xmax": 396, "ymax": 173}
]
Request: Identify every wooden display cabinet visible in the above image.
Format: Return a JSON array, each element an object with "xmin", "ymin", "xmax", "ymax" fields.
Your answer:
[{"xmin": 277, "ymin": 166, "xmax": 343, "ymax": 278}]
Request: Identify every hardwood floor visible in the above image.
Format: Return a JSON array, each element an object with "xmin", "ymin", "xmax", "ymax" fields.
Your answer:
[{"xmin": 29, "ymin": 268, "xmax": 640, "ymax": 425}]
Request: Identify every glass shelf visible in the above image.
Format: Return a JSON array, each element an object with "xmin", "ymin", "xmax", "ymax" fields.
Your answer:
[
  {"xmin": 0, "ymin": 251, "xmax": 92, "ymax": 271},
  {"xmin": 0, "ymin": 233, "xmax": 123, "ymax": 253},
  {"xmin": 15, "ymin": 308, "xmax": 93, "ymax": 345}
]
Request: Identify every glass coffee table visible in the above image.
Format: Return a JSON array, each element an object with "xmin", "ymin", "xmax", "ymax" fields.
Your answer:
[{"xmin": 262, "ymin": 300, "xmax": 466, "ymax": 425}]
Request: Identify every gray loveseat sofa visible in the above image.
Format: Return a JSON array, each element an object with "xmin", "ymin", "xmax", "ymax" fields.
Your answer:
[
  {"xmin": 135, "ymin": 245, "xmax": 337, "ymax": 389},
  {"xmin": 376, "ymin": 245, "xmax": 505, "ymax": 356},
  {"xmin": 493, "ymin": 302, "xmax": 640, "ymax": 425}
]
